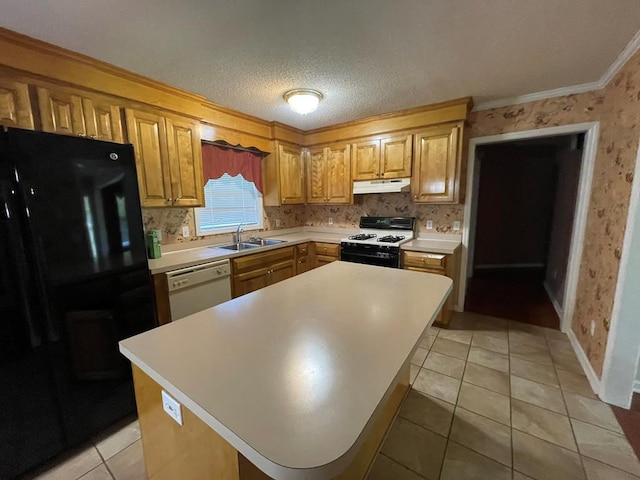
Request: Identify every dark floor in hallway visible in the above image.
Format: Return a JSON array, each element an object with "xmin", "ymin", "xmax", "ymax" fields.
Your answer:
[
  {"xmin": 613, "ymin": 393, "xmax": 640, "ymax": 461},
  {"xmin": 464, "ymin": 268, "xmax": 560, "ymax": 330}
]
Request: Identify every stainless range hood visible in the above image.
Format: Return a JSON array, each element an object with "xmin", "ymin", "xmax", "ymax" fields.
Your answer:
[{"xmin": 352, "ymin": 178, "xmax": 411, "ymax": 194}]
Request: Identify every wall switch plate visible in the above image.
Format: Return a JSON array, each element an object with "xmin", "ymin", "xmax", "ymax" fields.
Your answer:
[
  {"xmin": 182, "ymin": 226, "xmax": 189, "ymax": 238},
  {"xmin": 590, "ymin": 320, "xmax": 596, "ymax": 336},
  {"xmin": 275, "ymin": 219, "xmax": 281, "ymax": 228},
  {"xmin": 426, "ymin": 220, "xmax": 433, "ymax": 230},
  {"xmin": 328, "ymin": 217, "xmax": 333, "ymax": 225},
  {"xmin": 162, "ymin": 390, "xmax": 183, "ymax": 425},
  {"xmin": 453, "ymin": 221, "xmax": 461, "ymax": 231}
]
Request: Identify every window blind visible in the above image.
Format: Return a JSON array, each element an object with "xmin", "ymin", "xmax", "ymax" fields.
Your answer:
[{"xmin": 195, "ymin": 174, "xmax": 263, "ymax": 235}]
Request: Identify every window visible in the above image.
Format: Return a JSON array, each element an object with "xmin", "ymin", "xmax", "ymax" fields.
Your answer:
[{"xmin": 195, "ymin": 173, "xmax": 263, "ymax": 236}]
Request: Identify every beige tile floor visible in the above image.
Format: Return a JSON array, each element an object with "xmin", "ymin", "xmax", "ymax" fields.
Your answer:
[{"xmin": 25, "ymin": 311, "xmax": 640, "ymax": 480}]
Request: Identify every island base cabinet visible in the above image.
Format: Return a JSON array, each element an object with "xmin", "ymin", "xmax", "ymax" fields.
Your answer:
[{"xmin": 131, "ymin": 363, "xmax": 410, "ymax": 480}]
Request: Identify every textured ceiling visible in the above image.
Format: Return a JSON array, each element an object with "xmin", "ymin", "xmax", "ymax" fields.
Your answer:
[{"xmin": 1, "ymin": 1, "xmax": 639, "ymax": 129}]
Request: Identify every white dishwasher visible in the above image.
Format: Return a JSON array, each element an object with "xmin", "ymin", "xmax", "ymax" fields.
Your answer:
[{"xmin": 166, "ymin": 259, "xmax": 232, "ymax": 321}]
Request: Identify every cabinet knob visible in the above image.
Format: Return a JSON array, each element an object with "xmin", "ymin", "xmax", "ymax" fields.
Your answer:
[
  {"xmin": 167, "ymin": 198, "xmax": 173, "ymax": 203},
  {"xmin": 413, "ymin": 195, "xmax": 418, "ymax": 200},
  {"xmin": 77, "ymin": 133, "xmax": 86, "ymax": 137},
  {"xmin": 89, "ymin": 135, "xmax": 96, "ymax": 139}
]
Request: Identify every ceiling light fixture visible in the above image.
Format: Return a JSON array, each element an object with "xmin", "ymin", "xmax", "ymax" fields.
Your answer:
[{"xmin": 283, "ymin": 89, "xmax": 323, "ymax": 115}]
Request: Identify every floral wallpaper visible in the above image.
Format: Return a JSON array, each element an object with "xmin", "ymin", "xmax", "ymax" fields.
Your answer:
[{"xmin": 468, "ymin": 49, "xmax": 640, "ymax": 377}]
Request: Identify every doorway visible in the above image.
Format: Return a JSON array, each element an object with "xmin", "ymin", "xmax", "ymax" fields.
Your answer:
[
  {"xmin": 460, "ymin": 122, "xmax": 599, "ymax": 334},
  {"xmin": 465, "ymin": 135, "xmax": 583, "ymax": 329}
]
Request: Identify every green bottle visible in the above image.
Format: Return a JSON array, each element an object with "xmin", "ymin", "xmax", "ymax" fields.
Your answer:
[{"xmin": 146, "ymin": 231, "xmax": 162, "ymax": 259}]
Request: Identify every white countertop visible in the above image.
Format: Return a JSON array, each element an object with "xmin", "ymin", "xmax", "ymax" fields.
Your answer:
[
  {"xmin": 120, "ymin": 262, "xmax": 452, "ymax": 479},
  {"xmin": 148, "ymin": 228, "xmax": 461, "ymax": 274}
]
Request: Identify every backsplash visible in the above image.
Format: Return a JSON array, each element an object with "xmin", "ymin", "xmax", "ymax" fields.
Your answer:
[
  {"xmin": 304, "ymin": 193, "xmax": 463, "ymax": 233},
  {"xmin": 142, "ymin": 194, "xmax": 462, "ymax": 245}
]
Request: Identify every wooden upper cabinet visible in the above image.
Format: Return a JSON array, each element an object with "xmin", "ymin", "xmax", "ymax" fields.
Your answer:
[
  {"xmin": 37, "ymin": 86, "xmax": 126, "ymax": 143},
  {"xmin": 411, "ymin": 123, "xmax": 462, "ymax": 204},
  {"xmin": 326, "ymin": 143, "xmax": 351, "ymax": 203},
  {"xmin": 278, "ymin": 143, "xmax": 305, "ymax": 204},
  {"xmin": 125, "ymin": 108, "xmax": 204, "ymax": 208},
  {"xmin": 0, "ymin": 79, "xmax": 34, "ymax": 129},
  {"xmin": 166, "ymin": 116, "xmax": 204, "ymax": 207},
  {"xmin": 306, "ymin": 143, "xmax": 351, "ymax": 204},
  {"xmin": 125, "ymin": 108, "xmax": 172, "ymax": 207},
  {"xmin": 82, "ymin": 96, "xmax": 124, "ymax": 143},
  {"xmin": 306, "ymin": 146, "xmax": 327, "ymax": 204},
  {"xmin": 380, "ymin": 135, "xmax": 412, "ymax": 178},
  {"xmin": 37, "ymin": 86, "xmax": 86, "ymax": 136},
  {"xmin": 352, "ymin": 135, "xmax": 411, "ymax": 180},
  {"xmin": 352, "ymin": 139, "xmax": 380, "ymax": 180}
]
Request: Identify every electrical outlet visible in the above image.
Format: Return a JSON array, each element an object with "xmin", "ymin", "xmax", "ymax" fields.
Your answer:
[
  {"xmin": 162, "ymin": 390, "xmax": 183, "ymax": 425},
  {"xmin": 426, "ymin": 220, "xmax": 433, "ymax": 230},
  {"xmin": 590, "ymin": 320, "xmax": 596, "ymax": 336},
  {"xmin": 328, "ymin": 217, "xmax": 333, "ymax": 225},
  {"xmin": 453, "ymin": 221, "xmax": 461, "ymax": 231},
  {"xmin": 182, "ymin": 226, "xmax": 189, "ymax": 238},
  {"xmin": 275, "ymin": 219, "xmax": 281, "ymax": 228}
]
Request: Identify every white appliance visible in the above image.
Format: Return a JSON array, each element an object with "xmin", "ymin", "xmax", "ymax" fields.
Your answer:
[
  {"xmin": 340, "ymin": 217, "xmax": 415, "ymax": 268},
  {"xmin": 352, "ymin": 178, "xmax": 411, "ymax": 194},
  {"xmin": 166, "ymin": 259, "xmax": 232, "ymax": 321}
]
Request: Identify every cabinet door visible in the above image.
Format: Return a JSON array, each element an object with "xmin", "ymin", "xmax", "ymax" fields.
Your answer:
[
  {"xmin": 306, "ymin": 147, "xmax": 327, "ymax": 204},
  {"xmin": 37, "ymin": 86, "xmax": 86, "ymax": 136},
  {"xmin": 82, "ymin": 96, "xmax": 124, "ymax": 143},
  {"xmin": 233, "ymin": 268, "xmax": 270, "ymax": 297},
  {"xmin": 0, "ymin": 79, "xmax": 34, "ymax": 129},
  {"xmin": 125, "ymin": 109, "xmax": 172, "ymax": 207},
  {"xmin": 296, "ymin": 255, "xmax": 311, "ymax": 275},
  {"xmin": 326, "ymin": 143, "xmax": 351, "ymax": 204},
  {"xmin": 381, "ymin": 135, "xmax": 412, "ymax": 178},
  {"xmin": 351, "ymin": 139, "xmax": 380, "ymax": 180},
  {"xmin": 278, "ymin": 144, "xmax": 305, "ymax": 204},
  {"xmin": 269, "ymin": 259, "xmax": 295, "ymax": 285},
  {"xmin": 412, "ymin": 124, "xmax": 460, "ymax": 203},
  {"xmin": 166, "ymin": 116, "xmax": 204, "ymax": 207}
]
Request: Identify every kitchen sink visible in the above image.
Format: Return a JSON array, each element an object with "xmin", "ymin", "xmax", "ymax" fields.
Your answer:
[
  {"xmin": 212, "ymin": 242, "xmax": 261, "ymax": 251},
  {"xmin": 245, "ymin": 238, "xmax": 286, "ymax": 246}
]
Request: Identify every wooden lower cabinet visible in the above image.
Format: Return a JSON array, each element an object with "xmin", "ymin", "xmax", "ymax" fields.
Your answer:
[
  {"xmin": 402, "ymin": 249, "xmax": 459, "ymax": 327},
  {"xmin": 295, "ymin": 243, "xmax": 312, "ymax": 275},
  {"xmin": 313, "ymin": 242, "xmax": 340, "ymax": 268},
  {"xmin": 231, "ymin": 247, "xmax": 295, "ymax": 297}
]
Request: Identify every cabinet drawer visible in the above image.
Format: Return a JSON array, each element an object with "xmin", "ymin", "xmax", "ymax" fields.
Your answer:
[
  {"xmin": 402, "ymin": 251, "xmax": 446, "ymax": 269},
  {"xmin": 232, "ymin": 246, "xmax": 295, "ymax": 274},
  {"xmin": 296, "ymin": 243, "xmax": 309, "ymax": 257},
  {"xmin": 314, "ymin": 242, "xmax": 339, "ymax": 258}
]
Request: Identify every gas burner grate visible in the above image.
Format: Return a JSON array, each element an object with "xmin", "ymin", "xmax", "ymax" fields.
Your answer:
[
  {"xmin": 377, "ymin": 235, "xmax": 405, "ymax": 243},
  {"xmin": 349, "ymin": 234, "xmax": 377, "ymax": 241}
]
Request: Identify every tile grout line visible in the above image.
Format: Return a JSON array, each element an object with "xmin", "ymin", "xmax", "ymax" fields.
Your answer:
[
  {"xmin": 435, "ymin": 324, "xmax": 474, "ymax": 480},
  {"xmin": 91, "ymin": 442, "xmax": 116, "ymax": 480},
  {"xmin": 546, "ymin": 331, "xmax": 589, "ymax": 480},
  {"xmin": 377, "ymin": 452, "xmax": 429, "ymax": 479}
]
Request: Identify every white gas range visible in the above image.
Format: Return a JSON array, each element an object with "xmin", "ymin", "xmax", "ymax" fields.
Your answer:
[{"xmin": 340, "ymin": 217, "xmax": 415, "ymax": 268}]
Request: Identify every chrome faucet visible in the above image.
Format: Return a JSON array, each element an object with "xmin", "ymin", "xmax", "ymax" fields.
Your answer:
[{"xmin": 233, "ymin": 224, "xmax": 244, "ymax": 243}]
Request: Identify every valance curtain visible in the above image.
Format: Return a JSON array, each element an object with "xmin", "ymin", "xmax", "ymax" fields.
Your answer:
[{"xmin": 201, "ymin": 143, "xmax": 264, "ymax": 194}]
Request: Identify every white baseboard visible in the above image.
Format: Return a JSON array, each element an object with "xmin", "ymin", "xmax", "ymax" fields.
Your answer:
[
  {"xmin": 567, "ymin": 328, "xmax": 601, "ymax": 395},
  {"xmin": 543, "ymin": 281, "xmax": 564, "ymax": 320},
  {"xmin": 633, "ymin": 380, "xmax": 640, "ymax": 394}
]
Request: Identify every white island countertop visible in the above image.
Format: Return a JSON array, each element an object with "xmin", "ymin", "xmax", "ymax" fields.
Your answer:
[{"xmin": 120, "ymin": 262, "xmax": 452, "ymax": 479}]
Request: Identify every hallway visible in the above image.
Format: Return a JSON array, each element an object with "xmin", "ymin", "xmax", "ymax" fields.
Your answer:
[{"xmin": 464, "ymin": 268, "xmax": 560, "ymax": 330}]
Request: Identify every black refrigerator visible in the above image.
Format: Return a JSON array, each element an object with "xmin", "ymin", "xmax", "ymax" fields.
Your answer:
[{"xmin": 0, "ymin": 128, "xmax": 156, "ymax": 478}]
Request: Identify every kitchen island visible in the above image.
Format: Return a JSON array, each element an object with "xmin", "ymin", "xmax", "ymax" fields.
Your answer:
[{"xmin": 119, "ymin": 261, "xmax": 452, "ymax": 479}]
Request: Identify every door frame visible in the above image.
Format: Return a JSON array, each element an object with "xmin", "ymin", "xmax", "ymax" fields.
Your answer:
[
  {"xmin": 460, "ymin": 122, "xmax": 600, "ymax": 334},
  {"xmin": 600, "ymin": 137, "xmax": 640, "ymax": 408}
]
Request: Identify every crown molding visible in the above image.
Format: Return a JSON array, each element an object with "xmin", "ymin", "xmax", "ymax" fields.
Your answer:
[{"xmin": 474, "ymin": 28, "xmax": 640, "ymax": 112}]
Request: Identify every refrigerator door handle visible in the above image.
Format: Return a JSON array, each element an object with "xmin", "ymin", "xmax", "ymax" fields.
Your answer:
[
  {"xmin": 18, "ymin": 179, "xmax": 60, "ymax": 343},
  {"xmin": 0, "ymin": 182, "xmax": 42, "ymax": 348}
]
